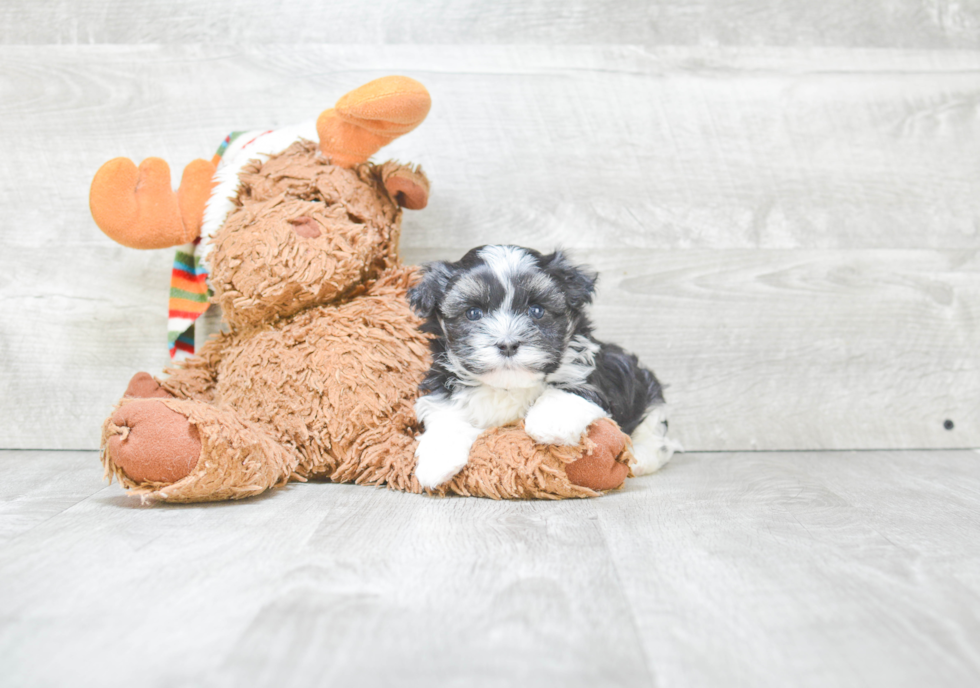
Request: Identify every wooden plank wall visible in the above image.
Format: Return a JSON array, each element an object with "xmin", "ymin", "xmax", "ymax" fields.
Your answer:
[{"xmin": 0, "ymin": 2, "xmax": 977, "ymax": 451}]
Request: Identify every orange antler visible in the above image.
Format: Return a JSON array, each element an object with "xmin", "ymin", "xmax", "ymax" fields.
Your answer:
[
  {"xmin": 318, "ymin": 76, "xmax": 431, "ymax": 168},
  {"xmin": 89, "ymin": 157, "xmax": 216, "ymax": 249}
]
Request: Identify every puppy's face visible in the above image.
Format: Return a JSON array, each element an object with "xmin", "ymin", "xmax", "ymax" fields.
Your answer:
[{"xmin": 409, "ymin": 246, "xmax": 596, "ymax": 389}]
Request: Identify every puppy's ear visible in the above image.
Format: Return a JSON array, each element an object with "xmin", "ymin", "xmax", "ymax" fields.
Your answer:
[
  {"xmin": 409, "ymin": 261, "xmax": 453, "ymax": 317},
  {"xmin": 542, "ymin": 250, "xmax": 597, "ymax": 310}
]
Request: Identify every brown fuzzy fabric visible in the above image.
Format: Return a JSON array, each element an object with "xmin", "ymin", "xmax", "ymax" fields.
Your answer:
[
  {"xmin": 563, "ymin": 419, "xmax": 632, "ymax": 490},
  {"xmin": 159, "ymin": 347, "xmax": 221, "ymax": 402},
  {"xmin": 443, "ymin": 423, "xmax": 621, "ymax": 500},
  {"xmin": 124, "ymin": 372, "xmax": 173, "ymax": 399},
  {"xmin": 100, "ymin": 141, "xmax": 634, "ymax": 502},
  {"xmin": 210, "ymin": 141, "xmax": 405, "ymax": 330},
  {"xmin": 104, "ymin": 399, "xmax": 201, "ymax": 484},
  {"xmin": 102, "ymin": 397, "xmax": 297, "ymax": 503},
  {"xmin": 208, "ymin": 267, "xmax": 430, "ymax": 478}
]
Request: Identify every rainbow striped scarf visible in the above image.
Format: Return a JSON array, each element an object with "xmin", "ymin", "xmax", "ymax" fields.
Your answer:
[
  {"xmin": 167, "ymin": 239, "xmax": 210, "ymax": 358},
  {"xmin": 166, "ymin": 131, "xmax": 244, "ymax": 359}
]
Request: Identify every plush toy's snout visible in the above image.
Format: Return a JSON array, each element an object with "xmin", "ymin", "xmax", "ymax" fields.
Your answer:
[{"xmin": 289, "ymin": 216, "xmax": 321, "ymax": 238}]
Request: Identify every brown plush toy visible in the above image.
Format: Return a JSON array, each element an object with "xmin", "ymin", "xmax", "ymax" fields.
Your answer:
[{"xmin": 89, "ymin": 76, "xmax": 633, "ymax": 502}]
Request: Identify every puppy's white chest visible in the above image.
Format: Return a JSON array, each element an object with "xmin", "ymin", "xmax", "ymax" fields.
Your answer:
[{"xmin": 457, "ymin": 383, "xmax": 545, "ymax": 429}]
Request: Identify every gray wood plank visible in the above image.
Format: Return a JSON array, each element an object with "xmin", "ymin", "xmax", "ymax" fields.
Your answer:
[
  {"xmin": 0, "ymin": 451, "xmax": 651, "ymax": 688},
  {"xmin": 2, "ymin": 449, "xmax": 980, "ymax": 687},
  {"xmin": 0, "ymin": 450, "xmax": 106, "ymax": 543},
  {"xmin": 2, "ymin": 0, "xmax": 978, "ymax": 48},
  {"xmin": 1, "ymin": 45, "xmax": 978, "ymax": 450},
  {"xmin": 593, "ymin": 450, "xmax": 980, "ymax": 687}
]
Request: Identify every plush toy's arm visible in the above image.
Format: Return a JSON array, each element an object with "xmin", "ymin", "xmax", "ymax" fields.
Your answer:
[
  {"xmin": 157, "ymin": 333, "xmax": 228, "ymax": 402},
  {"xmin": 122, "ymin": 338, "xmax": 222, "ymax": 404},
  {"xmin": 443, "ymin": 419, "xmax": 633, "ymax": 498},
  {"xmin": 341, "ymin": 415, "xmax": 632, "ymax": 499}
]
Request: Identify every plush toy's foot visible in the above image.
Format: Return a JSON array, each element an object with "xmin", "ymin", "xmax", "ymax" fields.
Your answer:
[
  {"xmin": 564, "ymin": 419, "xmax": 630, "ymax": 491},
  {"xmin": 105, "ymin": 399, "xmax": 202, "ymax": 484},
  {"xmin": 89, "ymin": 156, "xmax": 215, "ymax": 249},
  {"xmin": 101, "ymin": 398, "xmax": 299, "ymax": 502},
  {"xmin": 124, "ymin": 372, "xmax": 175, "ymax": 399}
]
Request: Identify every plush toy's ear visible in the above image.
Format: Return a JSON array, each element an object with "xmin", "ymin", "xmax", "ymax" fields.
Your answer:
[
  {"xmin": 541, "ymin": 250, "xmax": 598, "ymax": 311},
  {"xmin": 89, "ymin": 157, "xmax": 216, "ymax": 249},
  {"xmin": 409, "ymin": 261, "xmax": 453, "ymax": 318},
  {"xmin": 380, "ymin": 162, "xmax": 430, "ymax": 210},
  {"xmin": 318, "ymin": 76, "xmax": 431, "ymax": 168}
]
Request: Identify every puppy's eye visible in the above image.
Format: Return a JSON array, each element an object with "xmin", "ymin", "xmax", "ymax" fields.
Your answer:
[
  {"xmin": 528, "ymin": 304, "xmax": 545, "ymax": 319},
  {"xmin": 465, "ymin": 307, "xmax": 484, "ymax": 321}
]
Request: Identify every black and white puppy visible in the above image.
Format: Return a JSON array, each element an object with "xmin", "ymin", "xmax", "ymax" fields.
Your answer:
[{"xmin": 408, "ymin": 245, "xmax": 679, "ymax": 488}]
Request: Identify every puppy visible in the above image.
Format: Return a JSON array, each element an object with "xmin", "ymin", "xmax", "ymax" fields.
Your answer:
[{"xmin": 408, "ymin": 245, "xmax": 679, "ymax": 488}]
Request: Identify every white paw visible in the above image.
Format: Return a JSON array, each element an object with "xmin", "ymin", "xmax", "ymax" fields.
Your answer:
[
  {"xmin": 414, "ymin": 426, "xmax": 479, "ymax": 489},
  {"xmin": 631, "ymin": 406, "xmax": 683, "ymax": 476},
  {"xmin": 524, "ymin": 388, "xmax": 608, "ymax": 446}
]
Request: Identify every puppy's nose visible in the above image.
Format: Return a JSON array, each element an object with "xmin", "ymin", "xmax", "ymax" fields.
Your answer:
[{"xmin": 496, "ymin": 340, "xmax": 520, "ymax": 357}]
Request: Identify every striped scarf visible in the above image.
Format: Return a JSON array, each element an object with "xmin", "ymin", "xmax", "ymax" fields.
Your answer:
[
  {"xmin": 166, "ymin": 131, "xmax": 244, "ymax": 359},
  {"xmin": 167, "ymin": 239, "xmax": 210, "ymax": 358}
]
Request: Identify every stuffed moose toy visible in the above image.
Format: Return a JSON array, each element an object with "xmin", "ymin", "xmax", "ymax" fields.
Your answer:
[{"xmin": 89, "ymin": 76, "xmax": 636, "ymax": 502}]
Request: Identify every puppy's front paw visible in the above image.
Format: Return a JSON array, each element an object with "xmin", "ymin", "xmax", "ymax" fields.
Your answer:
[
  {"xmin": 414, "ymin": 428, "xmax": 476, "ymax": 489},
  {"xmin": 524, "ymin": 389, "xmax": 608, "ymax": 446}
]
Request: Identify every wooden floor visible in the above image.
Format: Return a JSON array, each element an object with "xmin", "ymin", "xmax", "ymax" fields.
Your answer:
[{"xmin": 3, "ymin": 449, "xmax": 980, "ymax": 688}]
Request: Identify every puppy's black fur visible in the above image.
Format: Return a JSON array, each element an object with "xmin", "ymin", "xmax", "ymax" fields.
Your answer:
[
  {"xmin": 582, "ymin": 343, "xmax": 664, "ymax": 434},
  {"xmin": 409, "ymin": 246, "xmax": 665, "ymax": 435}
]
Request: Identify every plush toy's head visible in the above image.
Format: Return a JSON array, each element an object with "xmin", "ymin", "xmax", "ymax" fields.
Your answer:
[
  {"xmin": 208, "ymin": 141, "xmax": 427, "ymax": 329},
  {"xmin": 89, "ymin": 76, "xmax": 432, "ymax": 332}
]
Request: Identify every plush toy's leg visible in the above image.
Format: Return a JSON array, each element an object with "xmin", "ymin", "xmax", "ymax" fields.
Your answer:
[
  {"xmin": 104, "ymin": 398, "xmax": 200, "ymax": 484},
  {"xmin": 102, "ymin": 398, "xmax": 298, "ymax": 502},
  {"xmin": 426, "ymin": 418, "xmax": 633, "ymax": 500},
  {"xmin": 89, "ymin": 157, "xmax": 216, "ymax": 249}
]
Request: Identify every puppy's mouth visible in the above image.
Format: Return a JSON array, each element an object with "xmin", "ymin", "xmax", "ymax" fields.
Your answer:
[
  {"xmin": 477, "ymin": 365, "xmax": 545, "ymax": 390},
  {"xmin": 475, "ymin": 350, "xmax": 550, "ymax": 389},
  {"xmin": 446, "ymin": 340, "xmax": 553, "ymax": 389}
]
